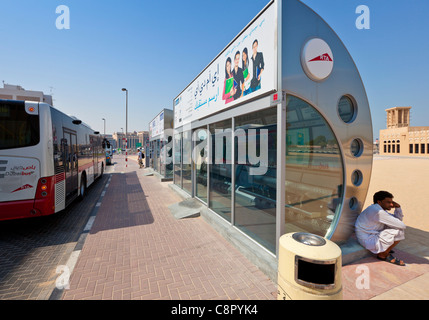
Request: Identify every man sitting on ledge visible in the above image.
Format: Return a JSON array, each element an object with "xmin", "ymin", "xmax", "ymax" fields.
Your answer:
[{"xmin": 355, "ymin": 191, "xmax": 406, "ymax": 266}]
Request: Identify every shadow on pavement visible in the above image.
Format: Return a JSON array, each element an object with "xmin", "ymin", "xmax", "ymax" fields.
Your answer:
[{"xmin": 89, "ymin": 171, "xmax": 154, "ymax": 234}]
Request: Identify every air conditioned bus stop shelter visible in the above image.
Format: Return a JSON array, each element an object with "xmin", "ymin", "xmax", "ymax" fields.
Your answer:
[
  {"xmin": 148, "ymin": 109, "xmax": 174, "ymax": 181},
  {"xmin": 171, "ymin": 0, "xmax": 372, "ymax": 280}
]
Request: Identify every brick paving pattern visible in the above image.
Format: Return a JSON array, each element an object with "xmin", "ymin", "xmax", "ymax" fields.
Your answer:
[
  {"xmin": 0, "ymin": 174, "xmax": 108, "ymax": 300},
  {"xmin": 62, "ymin": 158, "xmax": 277, "ymax": 300}
]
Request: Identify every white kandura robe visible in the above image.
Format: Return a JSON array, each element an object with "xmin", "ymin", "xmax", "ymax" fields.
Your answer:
[{"xmin": 355, "ymin": 203, "xmax": 406, "ymax": 254}]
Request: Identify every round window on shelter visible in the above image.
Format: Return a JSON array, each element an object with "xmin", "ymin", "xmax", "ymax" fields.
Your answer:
[
  {"xmin": 351, "ymin": 139, "xmax": 364, "ymax": 157},
  {"xmin": 338, "ymin": 95, "xmax": 356, "ymax": 123},
  {"xmin": 351, "ymin": 170, "xmax": 363, "ymax": 187}
]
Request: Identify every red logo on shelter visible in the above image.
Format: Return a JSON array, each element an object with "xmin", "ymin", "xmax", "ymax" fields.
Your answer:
[{"xmin": 309, "ymin": 53, "xmax": 333, "ymax": 62}]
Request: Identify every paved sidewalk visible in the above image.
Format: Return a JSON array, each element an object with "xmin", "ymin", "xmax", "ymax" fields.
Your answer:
[
  {"xmin": 60, "ymin": 155, "xmax": 429, "ymax": 300},
  {"xmin": 341, "ymin": 156, "xmax": 429, "ymax": 300},
  {"xmin": 61, "ymin": 156, "xmax": 277, "ymax": 300},
  {"xmin": 341, "ymin": 227, "xmax": 429, "ymax": 300}
]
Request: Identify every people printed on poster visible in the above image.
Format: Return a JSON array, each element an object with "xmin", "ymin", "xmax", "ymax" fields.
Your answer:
[
  {"xmin": 222, "ymin": 39, "xmax": 265, "ymax": 104},
  {"xmin": 242, "ymin": 47, "xmax": 251, "ymax": 96},
  {"xmin": 231, "ymin": 51, "xmax": 244, "ymax": 100},
  {"xmin": 250, "ymin": 39, "xmax": 265, "ymax": 93},
  {"xmin": 222, "ymin": 57, "xmax": 235, "ymax": 104},
  {"xmin": 174, "ymin": 7, "xmax": 275, "ymax": 127}
]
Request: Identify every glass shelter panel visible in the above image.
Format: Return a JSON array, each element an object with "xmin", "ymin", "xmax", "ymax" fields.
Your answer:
[
  {"xmin": 194, "ymin": 127, "xmax": 208, "ymax": 203},
  {"xmin": 182, "ymin": 130, "xmax": 192, "ymax": 194},
  {"xmin": 174, "ymin": 133, "xmax": 182, "ymax": 187},
  {"xmin": 209, "ymin": 119, "xmax": 232, "ymax": 222},
  {"xmin": 234, "ymin": 108, "xmax": 277, "ymax": 253},
  {"xmin": 165, "ymin": 135, "xmax": 173, "ymax": 179},
  {"xmin": 285, "ymin": 96, "xmax": 344, "ymax": 237},
  {"xmin": 153, "ymin": 140, "xmax": 160, "ymax": 172}
]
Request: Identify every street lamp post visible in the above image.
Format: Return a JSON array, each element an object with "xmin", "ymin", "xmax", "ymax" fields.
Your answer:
[
  {"xmin": 120, "ymin": 128, "xmax": 123, "ymax": 150},
  {"xmin": 102, "ymin": 118, "xmax": 106, "ymax": 137},
  {"xmin": 122, "ymin": 88, "xmax": 128, "ymax": 167}
]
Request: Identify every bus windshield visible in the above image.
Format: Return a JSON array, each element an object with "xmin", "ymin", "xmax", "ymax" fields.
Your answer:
[{"xmin": 0, "ymin": 101, "xmax": 40, "ymax": 150}]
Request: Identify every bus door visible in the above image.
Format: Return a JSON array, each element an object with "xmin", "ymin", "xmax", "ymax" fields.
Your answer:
[{"xmin": 63, "ymin": 130, "xmax": 78, "ymax": 202}]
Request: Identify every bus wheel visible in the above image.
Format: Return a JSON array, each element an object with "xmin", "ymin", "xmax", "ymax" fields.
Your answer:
[{"xmin": 80, "ymin": 173, "xmax": 87, "ymax": 200}]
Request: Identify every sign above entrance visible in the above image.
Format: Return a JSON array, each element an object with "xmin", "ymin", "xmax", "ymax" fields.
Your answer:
[{"xmin": 301, "ymin": 38, "xmax": 334, "ymax": 82}]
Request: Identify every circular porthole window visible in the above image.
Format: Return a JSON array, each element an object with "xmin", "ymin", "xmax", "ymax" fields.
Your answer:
[
  {"xmin": 351, "ymin": 139, "xmax": 364, "ymax": 157},
  {"xmin": 351, "ymin": 170, "xmax": 363, "ymax": 187},
  {"xmin": 349, "ymin": 197, "xmax": 359, "ymax": 210},
  {"xmin": 338, "ymin": 95, "xmax": 357, "ymax": 123}
]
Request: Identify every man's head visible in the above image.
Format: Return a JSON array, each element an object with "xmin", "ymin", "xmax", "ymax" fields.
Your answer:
[
  {"xmin": 252, "ymin": 39, "xmax": 258, "ymax": 55},
  {"xmin": 373, "ymin": 191, "xmax": 394, "ymax": 211},
  {"xmin": 234, "ymin": 51, "xmax": 240, "ymax": 67}
]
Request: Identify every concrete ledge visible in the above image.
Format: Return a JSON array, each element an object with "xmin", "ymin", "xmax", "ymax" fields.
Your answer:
[
  {"xmin": 142, "ymin": 168, "xmax": 154, "ymax": 176},
  {"xmin": 143, "ymin": 167, "xmax": 173, "ymax": 181},
  {"xmin": 168, "ymin": 198, "xmax": 203, "ymax": 220},
  {"xmin": 339, "ymin": 236, "xmax": 372, "ymax": 265}
]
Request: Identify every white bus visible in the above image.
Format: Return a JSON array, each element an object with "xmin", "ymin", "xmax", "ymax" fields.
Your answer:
[{"xmin": 0, "ymin": 99, "xmax": 105, "ymax": 221}]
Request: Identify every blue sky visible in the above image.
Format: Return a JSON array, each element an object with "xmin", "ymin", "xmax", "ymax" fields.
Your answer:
[{"xmin": 1, "ymin": 0, "xmax": 428, "ymax": 140}]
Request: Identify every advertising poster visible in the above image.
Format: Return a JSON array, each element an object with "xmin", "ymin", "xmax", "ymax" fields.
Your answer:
[
  {"xmin": 174, "ymin": 3, "xmax": 277, "ymax": 128},
  {"xmin": 150, "ymin": 110, "xmax": 165, "ymax": 138}
]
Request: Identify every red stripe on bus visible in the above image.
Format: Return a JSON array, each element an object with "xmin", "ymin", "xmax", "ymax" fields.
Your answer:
[
  {"xmin": 55, "ymin": 172, "xmax": 65, "ymax": 183},
  {"xmin": 78, "ymin": 161, "xmax": 103, "ymax": 173}
]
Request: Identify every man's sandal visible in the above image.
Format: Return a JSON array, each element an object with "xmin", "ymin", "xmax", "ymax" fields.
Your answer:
[{"xmin": 377, "ymin": 254, "xmax": 406, "ymax": 266}]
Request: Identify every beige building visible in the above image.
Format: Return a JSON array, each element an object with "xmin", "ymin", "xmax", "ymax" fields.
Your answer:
[
  {"xmin": 380, "ymin": 107, "xmax": 429, "ymax": 156},
  {"xmin": 112, "ymin": 131, "xmax": 148, "ymax": 151},
  {"xmin": 0, "ymin": 83, "xmax": 53, "ymax": 105},
  {"xmin": 137, "ymin": 131, "xmax": 149, "ymax": 150}
]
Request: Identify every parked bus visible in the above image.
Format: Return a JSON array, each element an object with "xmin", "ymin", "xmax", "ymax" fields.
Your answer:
[{"xmin": 0, "ymin": 99, "xmax": 105, "ymax": 221}]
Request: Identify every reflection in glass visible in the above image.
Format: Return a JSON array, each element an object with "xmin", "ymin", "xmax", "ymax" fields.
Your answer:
[
  {"xmin": 234, "ymin": 108, "xmax": 277, "ymax": 253},
  {"xmin": 155, "ymin": 140, "xmax": 160, "ymax": 172},
  {"xmin": 194, "ymin": 128, "xmax": 208, "ymax": 203},
  {"xmin": 165, "ymin": 135, "xmax": 173, "ymax": 179},
  {"xmin": 338, "ymin": 95, "xmax": 355, "ymax": 123},
  {"xmin": 285, "ymin": 96, "xmax": 344, "ymax": 237},
  {"xmin": 174, "ymin": 133, "xmax": 182, "ymax": 187},
  {"xmin": 182, "ymin": 130, "xmax": 192, "ymax": 194},
  {"xmin": 209, "ymin": 119, "xmax": 232, "ymax": 222}
]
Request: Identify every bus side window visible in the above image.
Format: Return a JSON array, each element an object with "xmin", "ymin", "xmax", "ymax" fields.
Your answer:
[
  {"xmin": 102, "ymin": 138, "xmax": 111, "ymax": 150},
  {"xmin": 61, "ymin": 138, "xmax": 69, "ymax": 170}
]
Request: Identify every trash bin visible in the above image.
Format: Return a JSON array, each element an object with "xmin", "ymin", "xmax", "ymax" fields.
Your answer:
[{"xmin": 278, "ymin": 232, "xmax": 342, "ymax": 300}]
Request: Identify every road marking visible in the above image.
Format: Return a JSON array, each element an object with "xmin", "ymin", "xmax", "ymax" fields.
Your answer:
[{"xmin": 84, "ymin": 216, "xmax": 96, "ymax": 232}]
